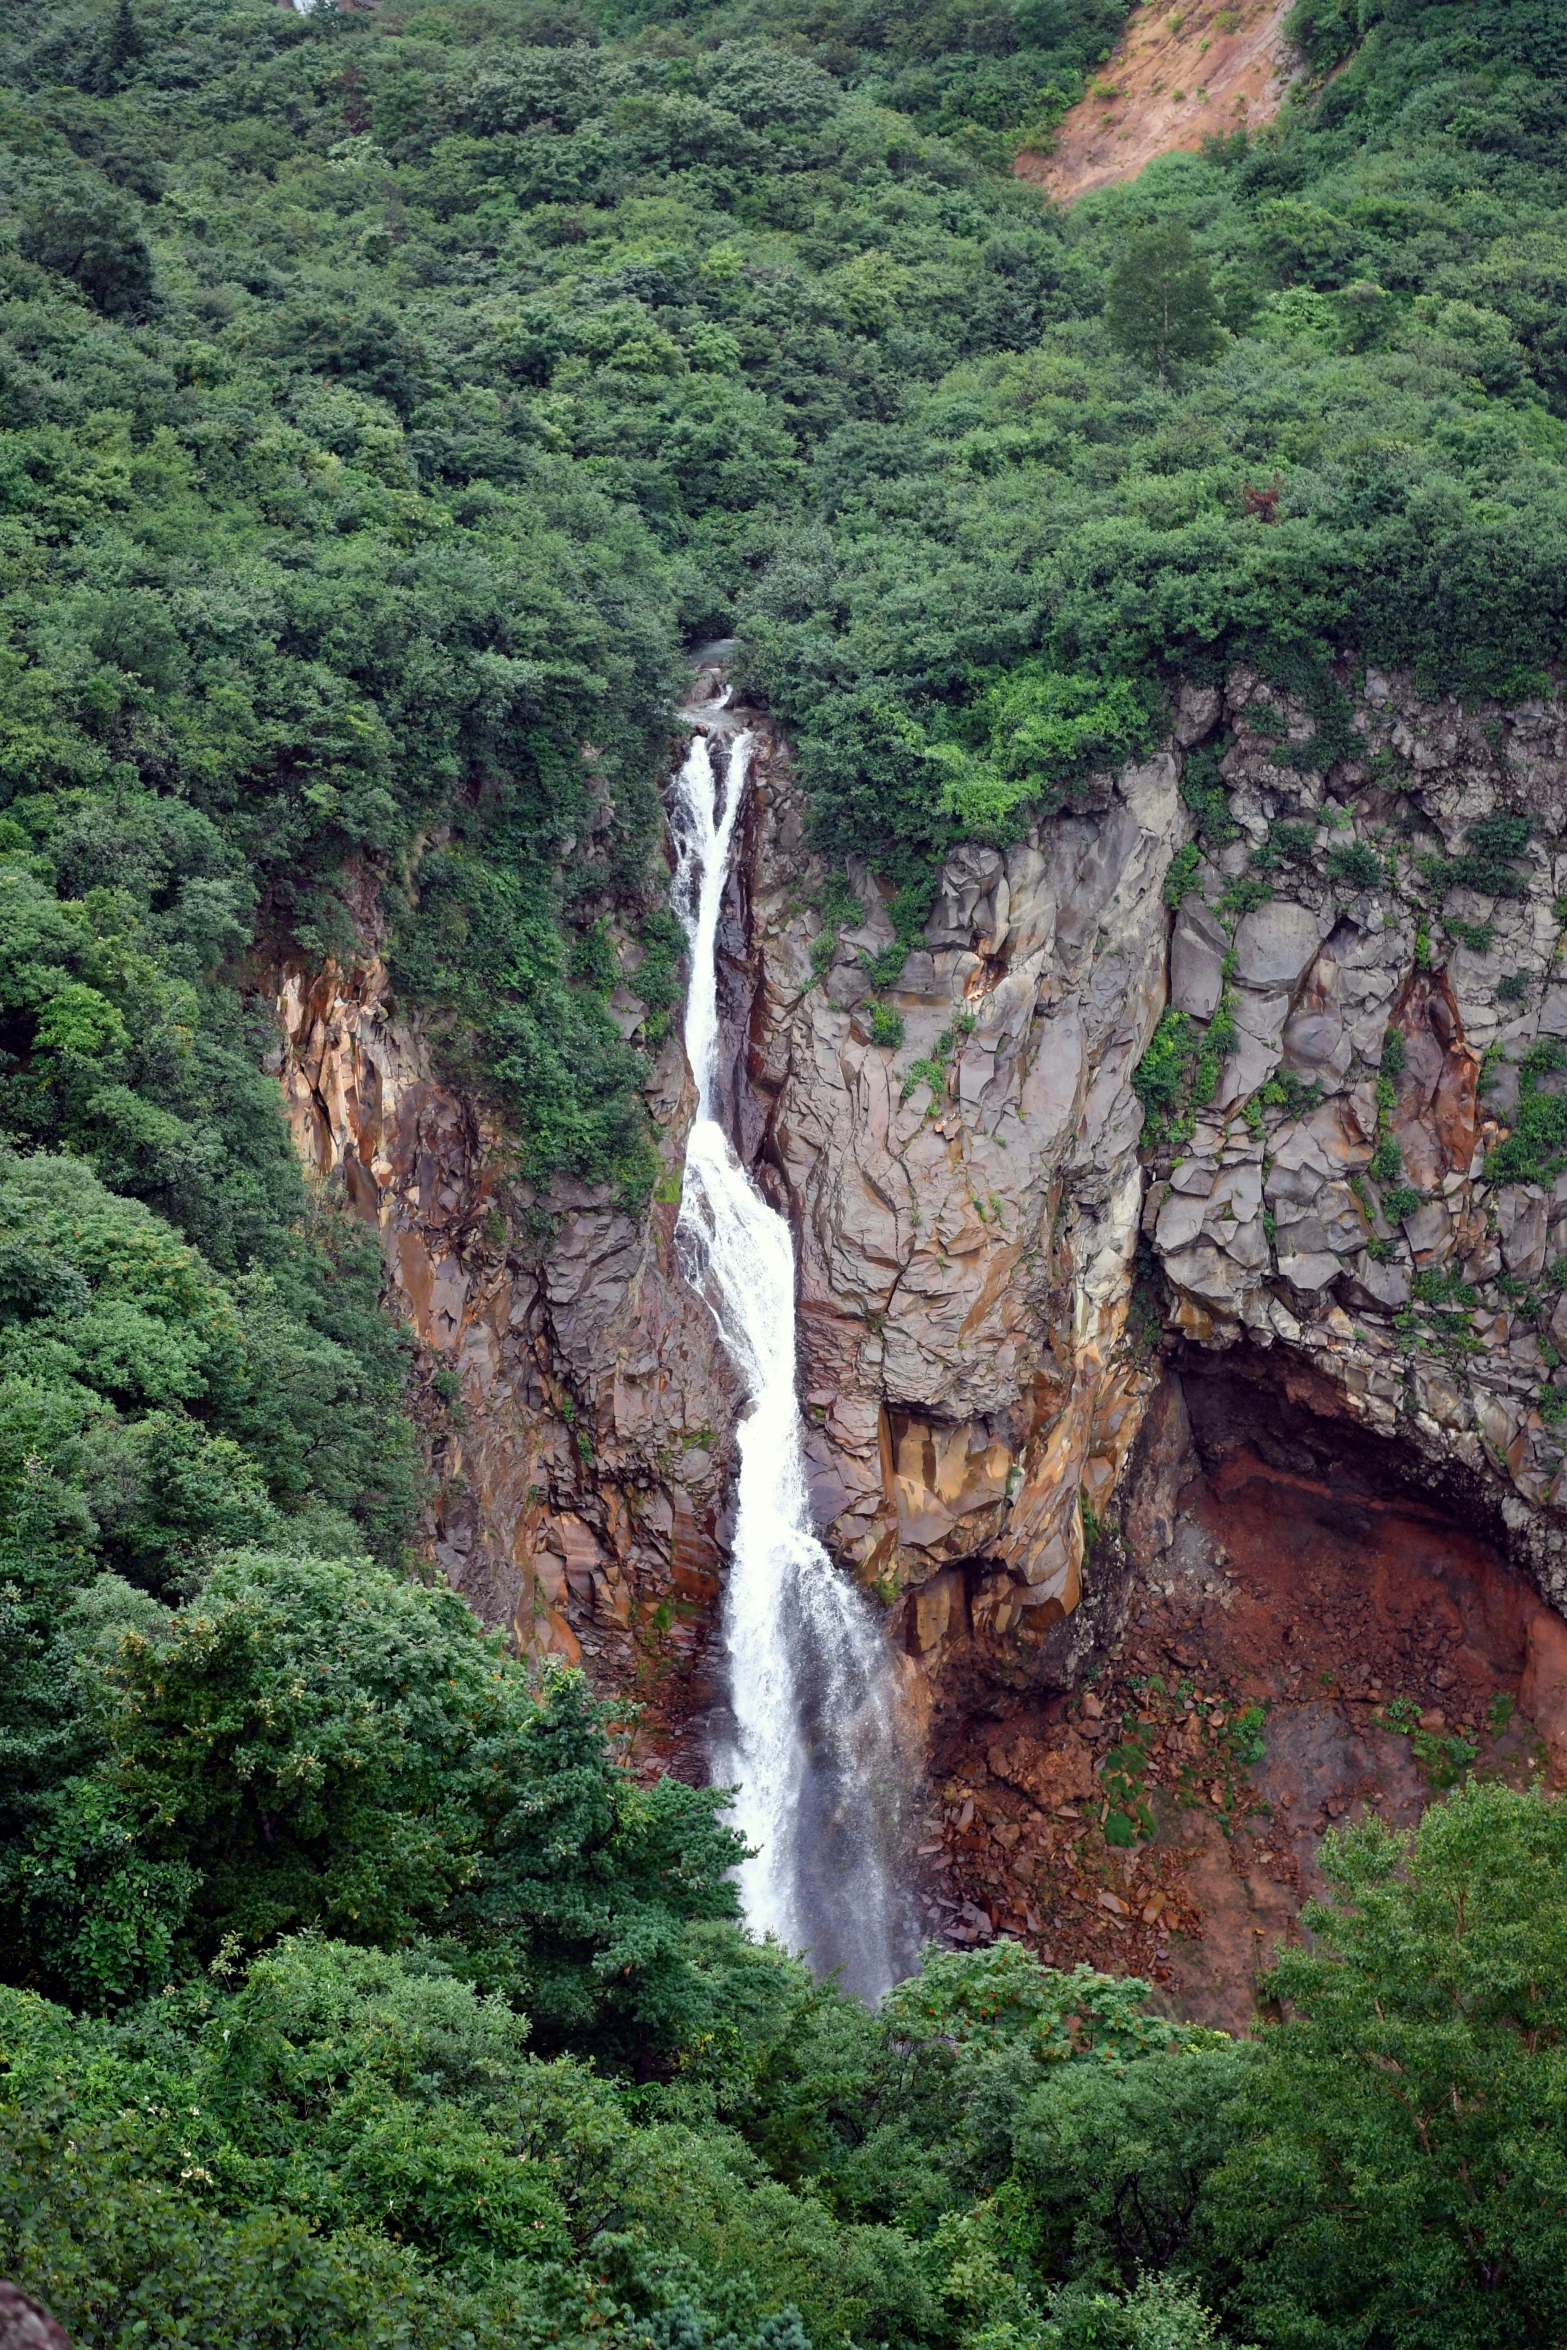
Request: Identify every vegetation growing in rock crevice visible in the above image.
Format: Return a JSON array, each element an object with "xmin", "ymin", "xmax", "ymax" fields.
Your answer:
[{"xmin": 1, "ymin": 0, "xmax": 1567, "ymax": 2342}]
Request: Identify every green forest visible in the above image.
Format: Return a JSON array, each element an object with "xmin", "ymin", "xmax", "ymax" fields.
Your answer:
[{"xmin": 1, "ymin": 0, "xmax": 1566, "ymax": 2341}]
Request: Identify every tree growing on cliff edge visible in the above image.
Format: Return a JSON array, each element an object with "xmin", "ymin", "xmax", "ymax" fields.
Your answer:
[{"xmin": 1105, "ymin": 222, "xmax": 1224, "ymax": 385}]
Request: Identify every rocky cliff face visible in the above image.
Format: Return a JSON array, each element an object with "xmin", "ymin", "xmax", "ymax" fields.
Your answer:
[
  {"xmin": 746, "ymin": 731, "xmax": 1181, "ymax": 1687},
  {"xmin": 1141, "ymin": 666, "xmax": 1567, "ymax": 1608},
  {"xmin": 269, "ymin": 709, "xmax": 1193, "ymax": 1746},
  {"xmin": 270, "ymin": 947, "xmax": 742, "ymax": 1751},
  {"xmin": 268, "ymin": 663, "xmax": 1567, "ymax": 1994}
]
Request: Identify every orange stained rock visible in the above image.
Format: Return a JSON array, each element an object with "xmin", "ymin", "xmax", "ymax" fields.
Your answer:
[
  {"xmin": 1016, "ymin": 0, "xmax": 1303, "ymax": 204},
  {"xmin": 1520, "ymin": 1607, "xmax": 1567, "ymax": 1787}
]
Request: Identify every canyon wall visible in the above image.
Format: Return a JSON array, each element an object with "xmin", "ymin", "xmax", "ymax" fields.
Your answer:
[
  {"xmin": 268, "ymin": 708, "xmax": 1184, "ymax": 1753},
  {"xmin": 267, "ymin": 667, "xmax": 1567, "ymax": 1845},
  {"xmin": 1142, "ymin": 667, "xmax": 1567, "ymax": 1612},
  {"xmin": 270, "ymin": 945, "xmax": 740, "ymax": 1746}
]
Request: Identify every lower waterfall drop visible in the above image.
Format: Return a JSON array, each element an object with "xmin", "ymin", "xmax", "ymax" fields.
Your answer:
[{"xmin": 669, "ymin": 719, "xmax": 912, "ymax": 2002}]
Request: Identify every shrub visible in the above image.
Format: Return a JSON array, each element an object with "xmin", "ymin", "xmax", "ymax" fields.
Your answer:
[
  {"xmin": 1164, "ymin": 843, "xmax": 1203, "ymax": 906},
  {"xmin": 1324, "ymin": 840, "xmax": 1382, "ymax": 889},
  {"xmin": 1133, "ymin": 1009, "xmax": 1197, "ymax": 1120},
  {"xmin": 1486, "ymin": 1036, "xmax": 1567, "ymax": 1186},
  {"xmin": 1425, "ymin": 815, "xmax": 1534, "ymax": 900}
]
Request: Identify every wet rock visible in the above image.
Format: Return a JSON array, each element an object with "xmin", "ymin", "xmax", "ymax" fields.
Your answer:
[{"xmin": 1123, "ymin": 1373, "xmax": 1196, "ymax": 1564}]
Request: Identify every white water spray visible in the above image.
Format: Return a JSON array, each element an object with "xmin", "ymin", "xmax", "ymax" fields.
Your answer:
[{"xmin": 669, "ymin": 714, "xmax": 911, "ymax": 2001}]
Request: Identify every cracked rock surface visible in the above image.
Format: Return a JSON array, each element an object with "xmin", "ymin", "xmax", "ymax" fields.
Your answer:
[
  {"xmin": 265, "ymin": 665, "xmax": 1567, "ymax": 1818},
  {"xmin": 1143, "ymin": 667, "xmax": 1567, "ymax": 1612}
]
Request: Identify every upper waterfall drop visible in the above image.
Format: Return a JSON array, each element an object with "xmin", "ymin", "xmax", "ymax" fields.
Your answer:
[{"xmin": 668, "ymin": 710, "xmax": 914, "ymax": 2002}]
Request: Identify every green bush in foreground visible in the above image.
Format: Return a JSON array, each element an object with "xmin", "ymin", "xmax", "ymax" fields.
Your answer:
[{"xmin": 2, "ymin": 1606, "xmax": 1567, "ymax": 2350}]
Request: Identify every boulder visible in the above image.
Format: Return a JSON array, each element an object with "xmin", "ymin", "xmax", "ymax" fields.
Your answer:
[
  {"xmin": 1176, "ymin": 683, "xmax": 1222, "ymax": 746},
  {"xmin": 1215, "ymin": 1028, "xmax": 1284, "ymax": 1107},
  {"xmin": 1402, "ymin": 1199, "xmax": 1453, "ymax": 1263},
  {"xmin": 1231, "ymin": 901, "xmax": 1324, "ymax": 990},
  {"xmin": 1347, "ymin": 1250, "xmax": 1411, "ymax": 1309},
  {"xmin": 0, "ymin": 2286, "xmax": 70, "ymax": 2350},
  {"xmin": 1278, "ymin": 1249, "xmax": 1342, "ymax": 1294},
  {"xmin": 1163, "ymin": 1240, "xmax": 1258, "ymax": 1313},
  {"xmin": 1156, "ymin": 1185, "xmax": 1209, "ymax": 1253},
  {"xmin": 1170, "ymin": 898, "xmax": 1227, "ymax": 1019},
  {"xmin": 1498, "ymin": 1187, "xmax": 1549, "ymax": 1281}
]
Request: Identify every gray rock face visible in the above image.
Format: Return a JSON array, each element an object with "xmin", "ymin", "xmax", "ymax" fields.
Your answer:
[
  {"xmin": 1231, "ymin": 901, "xmax": 1325, "ymax": 989},
  {"xmin": 1147, "ymin": 666, "xmax": 1567, "ymax": 1611},
  {"xmin": 270, "ymin": 662, "xmax": 1567, "ymax": 1748},
  {"xmin": 1170, "ymin": 898, "xmax": 1227, "ymax": 1019},
  {"xmin": 745, "ymin": 745, "xmax": 1185, "ymax": 1663}
]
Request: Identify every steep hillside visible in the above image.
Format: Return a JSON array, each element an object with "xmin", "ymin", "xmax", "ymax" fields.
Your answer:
[
  {"xmin": 4, "ymin": 0, "xmax": 1567, "ymax": 2343},
  {"xmin": 1017, "ymin": 0, "xmax": 1301, "ymax": 199}
]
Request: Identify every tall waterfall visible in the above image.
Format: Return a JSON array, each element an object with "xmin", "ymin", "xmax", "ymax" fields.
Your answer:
[{"xmin": 669, "ymin": 719, "xmax": 912, "ymax": 2002}]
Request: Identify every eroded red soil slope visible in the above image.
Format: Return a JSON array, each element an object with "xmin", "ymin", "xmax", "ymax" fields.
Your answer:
[
  {"xmin": 914, "ymin": 1364, "xmax": 1564, "ymax": 2030},
  {"xmin": 1017, "ymin": 0, "xmax": 1302, "ymax": 203}
]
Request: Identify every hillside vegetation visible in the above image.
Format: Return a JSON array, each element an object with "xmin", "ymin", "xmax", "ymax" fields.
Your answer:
[{"xmin": 1, "ymin": 1, "xmax": 1567, "ymax": 2344}]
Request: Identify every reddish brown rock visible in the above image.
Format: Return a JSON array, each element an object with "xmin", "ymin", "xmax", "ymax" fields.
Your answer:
[
  {"xmin": 1389, "ymin": 969, "xmax": 1479, "ymax": 1194},
  {"xmin": 985, "ymin": 1727, "xmax": 1096, "ymax": 1809},
  {"xmin": 1520, "ymin": 1606, "xmax": 1567, "ymax": 1785},
  {"xmin": 0, "ymin": 2285, "xmax": 70, "ymax": 2350}
]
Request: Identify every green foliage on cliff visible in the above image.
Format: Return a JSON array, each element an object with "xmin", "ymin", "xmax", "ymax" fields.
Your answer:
[
  {"xmin": 2, "ymin": 5, "xmax": 1567, "ymax": 2346},
  {"xmin": 0, "ymin": 0, "xmax": 1559, "ymax": 1195}
]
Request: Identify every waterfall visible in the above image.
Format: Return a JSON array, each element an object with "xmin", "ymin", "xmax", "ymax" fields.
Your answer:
[{"xmin": 668, "ymin": 719, "xmax": 912, "ymax": 2002}]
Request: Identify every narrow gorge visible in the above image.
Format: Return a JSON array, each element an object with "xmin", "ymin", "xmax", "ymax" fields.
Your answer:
[
  {"xmin": 8, "ymin": 4, "xmax": 1567, "ymax": 2336},
  {"xmin": 274, "ymin": 659, "xmax": 1567, "ymax": 2025}
]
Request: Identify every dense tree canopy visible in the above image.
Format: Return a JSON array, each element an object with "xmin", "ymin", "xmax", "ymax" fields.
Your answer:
[
  {"xmin": 2, "ymin": 1, "xmax": 1567, "ymax": 2345},
  {"xmin": 0, "ymin": 0, "xmax": 1557, "ymax": 1196}
]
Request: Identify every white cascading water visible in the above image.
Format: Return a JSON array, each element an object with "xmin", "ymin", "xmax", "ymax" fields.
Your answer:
[{"xmin": 669, "ymin": 713, "xmax": 912, "ymax": 2001}]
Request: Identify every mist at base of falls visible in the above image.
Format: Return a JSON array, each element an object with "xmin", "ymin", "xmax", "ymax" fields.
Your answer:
[{"xmin": 667, "ymin": 706, "xmax": 917, "ymax": 2003}]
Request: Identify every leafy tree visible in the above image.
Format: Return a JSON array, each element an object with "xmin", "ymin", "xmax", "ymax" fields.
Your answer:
[
  {"xmin": 1105, "ymin": 223, "xmax": 1224, "ymax": 384},
  {"xmin": 106, "ymin": 1550, "xmax": 516, "ymax": 1964},
  {"xmin": 0, "ymin": 1151, "xmax": 412, "ymax": 1599},
  {"xmin": 18, "ymin": 187, "xmax": 154, "ymax": 317},
  {"xmin": 1209, "ymin": 1782, "xmax": 1567, "ymax": 2349},
  {"xmin": 457, "ymin": 1662, "xmax": 748, "ymax": 2064},
  {"xmin": 3, "ymin": 1541, "xmax": 747, "ymax": 2030}
]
